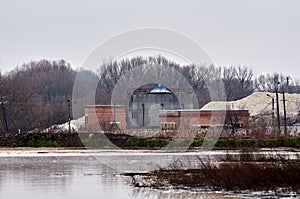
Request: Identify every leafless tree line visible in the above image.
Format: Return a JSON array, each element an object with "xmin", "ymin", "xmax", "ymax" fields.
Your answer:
[
  {"xmin": 96, "ymin": 56, "xmax": 300, "ymax": 106},
  {"xmin": 0, "ymin": 56, "xmax": 299, "ymax": 133},
  {"xmin": 0, "ymin": 59, "xmax": 75, "ymax": 133},
  {"xmin": 255, "ymin": 73, "xmax": 300, "ymax": 93}
]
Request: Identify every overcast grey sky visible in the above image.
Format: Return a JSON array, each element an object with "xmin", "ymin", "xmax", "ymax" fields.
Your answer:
[{"xmin": 0, "ymin": 0, "xmax": 300, "ymax": 78}]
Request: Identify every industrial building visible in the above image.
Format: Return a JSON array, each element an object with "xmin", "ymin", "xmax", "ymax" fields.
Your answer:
[
  {"xmin": 127, "ymin": 84, "xmax": 196, "ymax": 128},
  {"xmin": 85, "ymin": 84, "xmax": 249, "ymax": 132}
]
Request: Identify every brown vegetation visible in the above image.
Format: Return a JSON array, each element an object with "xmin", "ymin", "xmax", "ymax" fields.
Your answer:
[
  {"xmin": 130, "ymin": 152, "xmax": 300, "ymax": 194},
  {"xmin": 0, "ymin": 60, "xmax": 75, "ymax": 133}
]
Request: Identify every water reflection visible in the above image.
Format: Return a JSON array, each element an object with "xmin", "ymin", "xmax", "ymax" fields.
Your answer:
[
  {"xmin": 131, "ymin": 188, "xmax": 237, "ymax": 199},
  {"xmin": 0, "ymin": 154, "xmax": 231, "ymax": 199},
  {"xmin": 0, "ymin": 156, "xmax": 124, "ymax": 199}
]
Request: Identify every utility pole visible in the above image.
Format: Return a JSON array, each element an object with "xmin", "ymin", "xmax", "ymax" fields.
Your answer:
[
  {"xmin": 267, "ymin": 94, "xmax": 275, "ymax": 126},
  {"xmin": 67, "ymin": 99, "xmax": 71, "ymax": 133},
  {"xmin": 275, "ymin": 82, "xmax": 281, "ymax": 132},
  {"xmin": 282, "ymin": 91, "xmax": 287, "ymax": 136},
  {"xmin": 286, "ymin": 76, "xmax": 291, "ymax": 93},
  {"xmin": 1, "ymin": 96, "xmax": 8, "ymax": 134},
  {"xmin": 113, "ymin": 103, "xmax": 116, "ymax": 123},
  {"xmin": 142, "ymin": 104, "xmax": 145, "ymax": 127}
]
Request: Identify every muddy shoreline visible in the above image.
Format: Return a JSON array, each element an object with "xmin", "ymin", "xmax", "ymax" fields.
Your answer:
[{"xmin": 127, "ymin": 151, "xmax": 300, "ymax": 198}]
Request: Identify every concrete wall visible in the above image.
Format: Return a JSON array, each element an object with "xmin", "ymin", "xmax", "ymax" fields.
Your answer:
[
  {"xmin": 127, "ymin": 93, "xmax": 180, "ymax": 128},
  {"xmin": 127, "ymin": 92, "xmax": 196, "ymax": 128}
]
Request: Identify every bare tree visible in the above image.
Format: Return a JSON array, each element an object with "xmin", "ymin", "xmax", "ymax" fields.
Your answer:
[
  {"xmin": 255, "ymin": 73, "xmax": 286, "ymax": 92},
  {"xmin": 236, "ymin": 66, "xmax": 254, "ymax": 98},
  {"xmin": 0, "ymin": 59, "xmax": 76, "ymax": 133}
]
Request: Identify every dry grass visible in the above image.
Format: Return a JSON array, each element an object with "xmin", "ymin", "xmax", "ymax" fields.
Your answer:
[{"xmin": 131, "ymin": 152, "xmax": 300, "ymax": 193}]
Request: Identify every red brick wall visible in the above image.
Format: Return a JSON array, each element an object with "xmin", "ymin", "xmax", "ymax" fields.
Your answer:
[
  {"xmin": 85, "ymin": 105, "xmax": 126, "ymax": 131},
  {"xmin": 160, "ymin": 110, "xmax": 249, "ymax": 130},
  {"xmin": 85, "ymin": 105, "xmax": 249, "ymax": 131}
]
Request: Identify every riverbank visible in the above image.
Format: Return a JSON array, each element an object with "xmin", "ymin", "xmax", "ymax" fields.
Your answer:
[
  {"xmin": 1, "ymin": 146, "xmax": 300, "ymax": 197},
  {"xmin": 0, "ymin": 152, "xmax": 237, "ymax": 199},
  {"xmin": 1, "ymin": 132, "xmax": 300, "ymax": 149},
  {"xmin": 128, "ymin": 151, "xmax": 300, "ymax": 197}
]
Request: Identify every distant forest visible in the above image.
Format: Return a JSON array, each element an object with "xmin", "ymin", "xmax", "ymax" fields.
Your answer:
[{"xmin": 1, "ymin": 56, "xmax": 300, "ymax": 133}]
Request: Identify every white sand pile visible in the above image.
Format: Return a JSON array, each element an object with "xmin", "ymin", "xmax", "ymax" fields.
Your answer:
[
  {"xmin": 56, "ymin": 117, "xmax": 85, "ymax": 132},
  {"xmin": 41, "ymin": 117, "xmax": 85, "ymax": 133},
  {"xmin": 201, "ymin": 92, "xmax": 300, "ymax": 117}
]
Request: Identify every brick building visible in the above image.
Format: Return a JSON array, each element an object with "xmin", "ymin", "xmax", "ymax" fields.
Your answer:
[
  {"xmin": 84, "ymin": 84, "xmax": 249, "ymax": 132},
  {"xmin": 85, "ymin": 105, "xmax": 249, "ymax": 132},
  {"xmin": 160, "ymin": 109, "xmax": 250, "ymax": 131},
  {"xmin": 85, "ymin": 105, "xmax": 126, "ymax": 131}
]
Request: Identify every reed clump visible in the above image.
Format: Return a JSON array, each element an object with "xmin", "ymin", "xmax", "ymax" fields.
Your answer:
[{"xmin": 132, "ymin": 152, "xmax": 300, "ymax": 193}]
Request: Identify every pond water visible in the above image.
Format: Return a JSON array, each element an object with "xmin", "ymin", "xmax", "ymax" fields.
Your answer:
[{"xmin": 0, "ymin": 149, "xmax": 299, "ymax": 199}]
